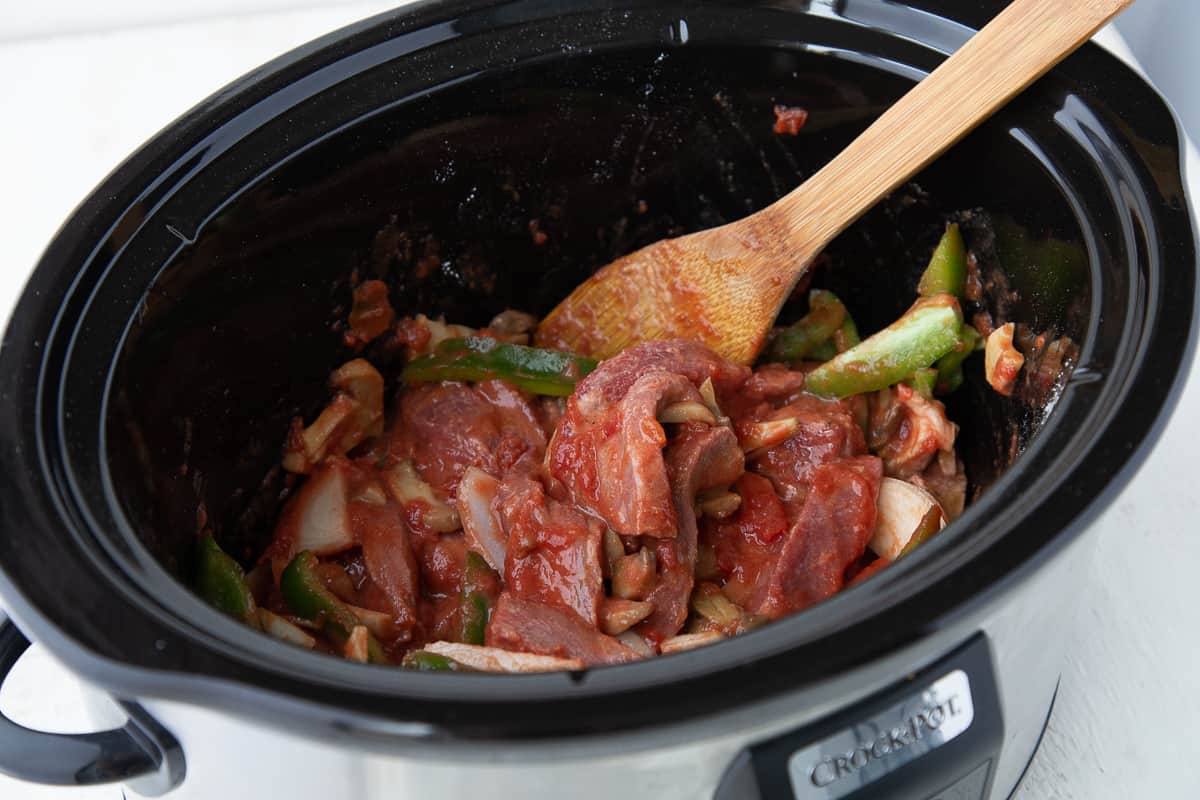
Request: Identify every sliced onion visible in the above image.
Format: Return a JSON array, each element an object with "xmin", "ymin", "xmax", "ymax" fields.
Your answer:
[
  {"xmin": 869, "ymin": 477, "xmax": 945, "ymax": 560},
  {"xmin": 287, "ymin": 462, "xmax": 354, "ymax": 557},
  {"xmin": 282, "ymin": 395, "xmax": 358, "ymax": 474},
  {"xmin": 256, "ymin": 609, "xmax": 316, "ymax": 649},
  {"xmin": 455, "ymin": 467, "xmax": 507, "ymax": 572},
  {"xmin": 423, "ymin": 641, "xmax": 583, "ymax": 672}
]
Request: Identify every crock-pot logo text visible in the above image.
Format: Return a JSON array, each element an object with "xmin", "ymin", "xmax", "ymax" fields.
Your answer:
[{"xmin": 808, "ymin": 694, "xmax": 966, "ymax": 788}]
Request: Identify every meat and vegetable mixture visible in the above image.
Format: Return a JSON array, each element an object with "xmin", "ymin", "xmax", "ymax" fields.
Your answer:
[{"xmin": 196, "ymin": 224, "xmax": 1030, "ymax": 672}]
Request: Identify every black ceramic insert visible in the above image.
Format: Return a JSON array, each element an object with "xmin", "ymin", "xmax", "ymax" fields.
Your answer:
[{"xmin": 0, "ymin": 0, "xmax": 1194, "ymax": 743}]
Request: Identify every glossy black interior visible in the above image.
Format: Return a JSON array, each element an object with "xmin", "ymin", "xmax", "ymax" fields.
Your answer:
[
  {"xmin": 0, "ymin": 0, "xmax": 1193, "ymax": 739},
  {"xmin": 107, "ymin": 41, "xmax": 1088, "ymax": 576}
]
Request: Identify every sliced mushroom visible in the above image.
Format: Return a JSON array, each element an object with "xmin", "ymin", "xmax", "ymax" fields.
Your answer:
[
  {"xmin": 423, "ymin": 641, "xmax": 584, "ymax": 672},
  {"xmin": 487, "ymin": 309, "xmax": 538, "ymax": 343},
  {"xmin": 346, "ymin": 280, "xmax": 394, "ymax": 346},
  {"xmin": 599, "ymin": 598, "xmax": 655, "ymax": 635},
  {"xmin": 455, "ymin": 467, "xmax": 506, "ymax": 572},
  {"xmin": 660, "ymin": 631, "xmax": 724, "ymax": 655},
  {"xmin": 740, "ymin": 417, "xmax": 801, "ymax": 452},
  {"xmin": 601, "ymin": 528, "xmax": 626, "ymax": 577},
  {"xmin": 330, "ymin": 358, "xmax": 385, "ymax": 439},
  {"xmin": 616, "ymin": 631, "xmax": 655, "ymax": 657},
  {"xmin": 658, "ymin": 400, "xmax": 718, "ymax": 426},
  {"xmin": 697, "ymin": 377, "xmax": 730, "ymax": 426},
  {"xmin": 384, "ymin": 460, "xmax": 461, "ymax": 533},
  {"xmin": 985, "ymin": 322, "xmax": 1024, "ymax": 397},
  {"xmin": 690, "ymin": 583, "xmax": 743, "ymax": 628},
  {"xmin": 416, "ymin": 314, "xmax": 475, "ymax": 355},
  {"xmin": 697, "ymin": 488, "xmax": 741, "ymax": 520},
  {"xmin": 282, "ymin": 395, "xmax": 358, "ymax": 473},
  {"xmin": 869, "ymin": 477, "xmax": 945, "ymax": 560},
  {"xmin": 282, "ymin": 359, "xmax": 385, "ymax": 474},
  {"xmin": 611, "ymin": 548, "xmax": 656, "ymax": 601}
]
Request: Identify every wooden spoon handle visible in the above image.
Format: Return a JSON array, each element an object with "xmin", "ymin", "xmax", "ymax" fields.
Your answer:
[{"xmin": 769, "ymin": 0, "xmax": 1132, "ymax": 260}]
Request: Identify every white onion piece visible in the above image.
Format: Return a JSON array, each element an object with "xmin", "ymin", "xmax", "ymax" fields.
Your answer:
[
  {"xmin": 383, "ymin": 460, "xmax": 460, "ymax": 533},
  {"xmin": 869, "ymin": 477, "xmax": 945, "ymax": 561},
  {"xmin": 288, "ymin": 463, "xmax": 354, "ymax": 557},
  {"xmin": 345, "ymin": 604, "xmax": 397, "ymax": 640},
  {"xmin": 423, "ymin": 641, "xmax": 583, "ymax": 673},
  {"xmin": 257, "ymin": 609, "xmax": 316, "ymax": 649},
  {"xmin": 456, "ymin": 467, "xmax": 507, "ymax": 572}
]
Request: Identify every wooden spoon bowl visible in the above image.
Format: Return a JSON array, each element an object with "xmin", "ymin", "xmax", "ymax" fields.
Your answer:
[{"xmin": 536, "ymin": 0, "xmax": 1132, "ymax": 364}]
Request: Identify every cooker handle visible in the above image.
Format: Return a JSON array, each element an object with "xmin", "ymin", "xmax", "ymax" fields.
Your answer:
[{"xmin": 0, "ymin": 616, "xmax": 184, "ymax": 795}]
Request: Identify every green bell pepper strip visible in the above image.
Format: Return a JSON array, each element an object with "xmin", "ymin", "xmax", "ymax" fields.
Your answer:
[
  {"xmin": 196, "ymin": 534, "xmax": 258, "ymax": 626},
  {"xmin": 810, "ymin": 309, "xmax": 862, "ymax": 362},
  {"xmin": 767, "ymin": 290, "xmax": 847, "ymax": 361},
  {"xmin": 401, "ymin": 337, "xmax": 598, "ymax": 397},
  {"xmin": 804, "ymin": 295, "xmax": 963, "ymax": 399},
  {"xmin": 904, "ymin": 367, "xmax": 939, "ymax": 399},
  {"xmin": 460, "ymin": 551, "xmax": 499, "ymax": 645},
  {"xmin": 280, "ymin": 551, "xmax": 389, "ymax": 664},
  {"xmin": 898, "ymin": 506, "xmax": 943, "ymax": 557},
  {"xmin": 401, "ymin": 651, "xmax": 471, "ymax": 671},
  {"xmin": 934, "ymin": 325, "xmax": 983, "ymax": 395},
  {"xmin": 917, "ymin": 224, "xmax": 967, "ymax": 298}
]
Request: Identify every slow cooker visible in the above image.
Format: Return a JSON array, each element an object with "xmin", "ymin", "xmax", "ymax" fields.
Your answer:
[{"xmin": 0, "ymin": 1, "xmax": 1194, "ymax": 798}]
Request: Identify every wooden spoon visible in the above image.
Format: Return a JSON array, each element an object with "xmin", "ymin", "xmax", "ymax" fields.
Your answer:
[{"xmin": 535, "ymin": 0, "xmax": 1131, "ymax": 365}]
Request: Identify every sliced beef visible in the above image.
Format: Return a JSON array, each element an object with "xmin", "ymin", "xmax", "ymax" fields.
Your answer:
[
  {"xmin": 746, "ymin": 395, "xmax": 867, "ymax": 515},
  {"xmin": 486, "ymin": 594, "xmax": 639, "ymax": 665},
  {"xmin": 353, "ymin": 499, "xmax": 420, "ymax": 638},
  {"xmin": 549, "ymin": 341, "xmax": 748, "ymax": 537},
  {"xmin": 636, "ymin": 423, "xmax": 744, "ymax": 644},
  {"xmin": 497, "ymin": 477, "xmax": 605, "ymax": 627},
  {"xmin": 570, "ymin": 340, "xmax": 750, "ymax": 409},
  {"xmin": 700, "ymin": 471, "xmax": 790, "ymax": 611},
  {"xmin": 388, "ymin": 380, "xmax": 547, "ymax": 498},
  {"xmin": 758, "ymin": 456, "xmax": 882, "ymax": 618},
  {"xmin": 720, "ymin": 362, "xmax": 807, "ymax": 420}
]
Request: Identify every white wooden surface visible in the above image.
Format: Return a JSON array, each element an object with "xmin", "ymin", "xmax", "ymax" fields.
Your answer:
[{"xmin": 0, "ymin": 3, "xmax": 1196, "ymax": 798}]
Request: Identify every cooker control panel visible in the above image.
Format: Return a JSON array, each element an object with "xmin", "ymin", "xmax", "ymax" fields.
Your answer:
[{"xmin": 715, "ymin": 635, "xmax": 1003, "ymax": 800}]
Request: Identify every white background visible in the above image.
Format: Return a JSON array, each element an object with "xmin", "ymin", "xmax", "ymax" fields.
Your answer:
[{"xmin": 0, "ymin": 2, "xmax": 1197, "ymax": 798}]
